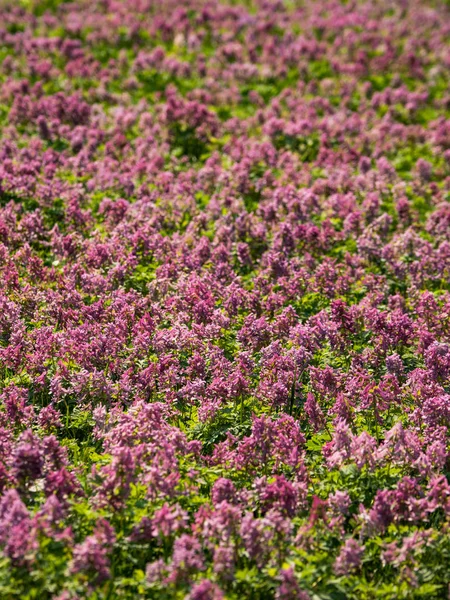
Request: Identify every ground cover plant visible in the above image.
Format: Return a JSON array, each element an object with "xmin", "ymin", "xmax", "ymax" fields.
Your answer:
[{"xmin": 0, "ymin": 0, "xmax": 449, "ymax": 598}]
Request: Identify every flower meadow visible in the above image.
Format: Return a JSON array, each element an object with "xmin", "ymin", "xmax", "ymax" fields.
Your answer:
[{"xmin": 0, "ymin": 0, "xmax": 449, "ymax": 598}]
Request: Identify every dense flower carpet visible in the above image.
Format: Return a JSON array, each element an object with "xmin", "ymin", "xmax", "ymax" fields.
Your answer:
[{"xmin": 0, "ymin": 0, "xmax": 449, "ymax": 598}]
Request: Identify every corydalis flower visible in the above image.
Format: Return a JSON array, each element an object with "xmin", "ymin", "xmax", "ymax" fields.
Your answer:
[
  {"xmin": 334, "ymin": 539, "xmax": 364, "ymax": 575},
  {"xmin": 304, "ymin": 392, "xmax": 325, "ymax": 432},
  {"xmin": 0, "ymin": 489, "xmax": 37, "ymax": 565},
  {"xmin": 70, "ymin": 519, "xmax": 115, "ymax": 583},
  {"xmin": 425, "ymin": 342, "xmax": 450, "ymax": 382},
  {"xmin": 323, "ymin": 419, "xmax": 353, "ymax": 469},
  {"xmin": 10, "ymin": 430, "xmax": 43, "ymax": 485},
  {"xmin": 211, "ymin": 478, "xmax": 237, "ymax": 506},
  {"xmin": 167, "ymin": 534, "xmax": 205, "ymax": 583},
  {"xmin": 187, "ymin": 580, "xmax": 224, "ymax": 600},
  {"xmin": 275, "ymin": 567, "xmax": 311, "ymax": 600}
]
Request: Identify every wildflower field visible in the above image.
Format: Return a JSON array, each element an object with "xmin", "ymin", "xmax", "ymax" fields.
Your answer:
[{"xmin": 0, "ymin": 0, "xmax": 449, "ymax": 598}]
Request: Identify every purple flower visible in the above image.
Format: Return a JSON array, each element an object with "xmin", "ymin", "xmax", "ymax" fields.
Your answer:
[
  {"xmin": 275, "ymin": 567, "xmax": 310, "ymax": 600},
  {"xmin": 71, "ymin": 519, "xmax": 115, "ymax": 583},
  {"xmin": 167, "ymin": 534, "xmax": 205, "ymax": 583},
  {"xmin": 211, "ymin": 478, "xmax": 237, "ymax": 506},
  {"xmin": 334, "ymin": 539, "xmax": 364, "ymax": 575},
  {"xmin": 187, "ymin": 580, "xmax": 224, "ymax": 600},
  {"xmin": 11, "ymin": 430, "xmax": 43, "ymax": 484},
  {"xmin": 0, "ymin": 489, "xmax": 37, "ymax": 565}
]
